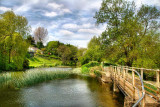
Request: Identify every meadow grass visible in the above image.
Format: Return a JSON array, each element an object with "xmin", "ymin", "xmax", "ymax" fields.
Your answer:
[{"xmin": 28, "ymin": 56, "xmax": 62, "ymax": 68}]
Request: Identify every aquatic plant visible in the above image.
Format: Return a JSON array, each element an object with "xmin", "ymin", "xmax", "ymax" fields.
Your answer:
[
  {"xmin": 12, "ymin": 70, "xmax": 76, "ymax": 88},
  {"xmin": 0, "ymin": 73, "xmax": 12, "ymax": 85}
]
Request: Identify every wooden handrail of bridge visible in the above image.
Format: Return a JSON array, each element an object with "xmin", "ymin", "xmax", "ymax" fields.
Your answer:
[{"xmin": 105, "ymin": 65, "xmax": 160, "ymax": 107}]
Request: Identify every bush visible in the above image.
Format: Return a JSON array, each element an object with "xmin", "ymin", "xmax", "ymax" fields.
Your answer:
[
  {"xmin": 82, "ymin": 61, "xmax": 100, "ymax": 68},
  {"xmin": 81, "ymin": 61, "xmax": 100, "ymax": 74},
  {"xmin": 81, "ymin": 66, "xmax": 89, "ymax": 73},
  {"xmin": 144, "ymin": 71, "xmax": 156, "ymax": 81}
]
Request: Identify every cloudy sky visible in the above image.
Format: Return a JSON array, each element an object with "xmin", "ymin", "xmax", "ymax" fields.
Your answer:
[{"xmin": 0, "ymin": 0, "xmax": 160, "ymax": 48}]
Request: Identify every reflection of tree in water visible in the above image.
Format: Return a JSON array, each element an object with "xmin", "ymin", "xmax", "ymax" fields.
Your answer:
[
  {"xmin": 0, "ymin": 88, "xmax": 22, "ymax": 107},
  {"xmin": 79, "ymin": 76, "xmax": 124, "ymax": 107}
]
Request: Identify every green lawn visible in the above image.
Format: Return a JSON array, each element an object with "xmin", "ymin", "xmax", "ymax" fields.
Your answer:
[{"xmin": 28, "ymin": 56, "xmax": 62, "ymax": 67}]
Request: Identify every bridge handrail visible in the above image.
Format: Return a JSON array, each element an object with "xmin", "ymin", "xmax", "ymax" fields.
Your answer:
[
  {"xmin": 129, "ymin": 69, "xmax": 145, "ymax": 107},
  {"xmin": 109, "ymin": 66, "xmax": 146, "ymax": 107}
]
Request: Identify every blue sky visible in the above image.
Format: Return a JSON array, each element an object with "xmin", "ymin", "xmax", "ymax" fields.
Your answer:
[{"xmin": 0, "ymin": 0, "xmax": 160, "ymax": 48}]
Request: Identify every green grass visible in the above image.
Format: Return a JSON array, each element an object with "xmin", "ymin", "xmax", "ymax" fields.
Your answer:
[
  {"xmin": 28, "ymin": 56, "xmax": 62, "ymax": 68},
  {"xmin": 0, "ymin": 69, "xmax": 79, "ymax": 89},
  {"xmin": 13, "ymin": 71, "xmax": 75, "ymax": 88},
  {"xmin": 0, "ymin": 73, "xmax": 12, "ymax": 86},
  {"xmin": 144, "ymin": 82, "xmax": 159, "ymax": 95}
]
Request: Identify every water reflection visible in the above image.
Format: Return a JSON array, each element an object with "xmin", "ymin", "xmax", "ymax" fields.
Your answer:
[
  {"xmin": 0, "ymin": 68, "xmax": 124, "ymax": 107},
  {"xmin": 0, "ymin": 76, "xmax": 124, "ymax": 107}
]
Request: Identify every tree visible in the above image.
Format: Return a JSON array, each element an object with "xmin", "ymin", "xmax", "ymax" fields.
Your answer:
[
  {"xmin": 57, "ymin": 44, "xmax": 78, "ymax": 65},
  {"xmin": 0, "ymin": 11, "xmax": 30, "ymax": 70},
  {"xmin": 94, "ymin": 0, "xmax": 160, "ymax": 68},
  {"xmin": 81, "ymin": 36, "xmax": 104, "ymax": 65},
  {"xmin": 77, "ymin": 48, "xmax": 87, "ymax": 66},
  {"xmin": 46, "ymin": 41, "xmax": 61, "ymax": 55},
  {"xmin": 34, "ymin": 27, "xmax": 48, "ymax": 44},
  {"xmin": 37, "ymin": 41, "xmax": 44, "ymax": 49},
  {"xmin": 26, "ymin": 35, "xmax": 36, "ymax": 46}
]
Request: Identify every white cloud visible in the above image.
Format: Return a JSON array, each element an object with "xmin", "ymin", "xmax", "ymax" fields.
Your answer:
[
  {"xmin": 62, "ymin": 23, "xmax": 79, "ymax": 30},
  {"xmin": 48, "ymin": 2, "xmax": 63, "ymax": 10},
  {"xmin": 59, "ymin": 30, "xmax": 74, "ymax": 36},
  {"xmin": 81, "ymin": 23, "xmax": 92, "ymax": 28},
  {"xmin": 0, "ymin": 7, "xmax": 11, "ymax": 12},
  {"xmin": 14, "ymin": 5, "xmax": 30, "ymax": 13},
  {"xmin": 78, "ymin": 28, "xmax": 101, "ymax": 34},
  {"xmin": 46, "ymin": 2, "xmax": 72, "ymax": 16},
  {"xmin": 48, "ymin": 24, "xmax": 58, "ymax": 29},
  {"xmin": 62, "ymin": 8, "xmax": 72, "ymax": 13},
  {"xmin": 68, "ymin": 40, "xmax": 90, "ymax": 48},
  {"xmin": 44, "ymin": 12, "xmax": 58, "ymax": 17}
]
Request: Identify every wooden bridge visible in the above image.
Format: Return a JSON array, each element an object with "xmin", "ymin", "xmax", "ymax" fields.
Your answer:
[{"xmin": 101, "ymin": 66, "xmax": 160, "ymax": 107}]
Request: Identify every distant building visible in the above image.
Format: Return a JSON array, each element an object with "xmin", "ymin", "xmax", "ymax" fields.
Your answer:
[
  {"xmin": 28, "ymin": 46, "xmax": 42, "ymax": 57},
  {"xmin": 28, "ymin": 46, "xmax": 39, "ymax": 53}
]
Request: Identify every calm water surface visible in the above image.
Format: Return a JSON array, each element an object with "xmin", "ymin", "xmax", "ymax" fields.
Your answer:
[{"xmin": 0, "ymin": 68, "xmax": 124, "ymax": 107}]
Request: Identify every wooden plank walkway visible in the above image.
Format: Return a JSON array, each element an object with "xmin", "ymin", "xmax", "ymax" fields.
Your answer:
[{"xmin": 102, "ymin": 66, "xmax": 160, "ymax": 107}]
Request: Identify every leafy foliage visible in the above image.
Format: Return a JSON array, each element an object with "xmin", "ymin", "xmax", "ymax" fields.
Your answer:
[
  {"xmin": 0, "ymin": 11, "xmax": 30, "ymax": 70},
  {"xmin": 94, "ymin": 0, "xmax": 160, "ymax": 68},
  {"xmin": 79, "ymin": 36, "xmax": 104, "ymax": 65},
  {"xmin": 81, "ymin": 61, "xmax": 100, "ymax": 73},
  {"xmin": 57, "ymin": 44, "xmax": 78, "ymax": 65}
]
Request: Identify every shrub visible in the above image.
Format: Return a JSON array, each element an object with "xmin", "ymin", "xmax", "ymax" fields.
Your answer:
[
  {"xmin": 81, "ymin": 66, "xmax": 89, "ymax": 73},
  {"xmin": 144, "ymin": 71, "xmax": 156, "ymax": 81},
  {"xmin": 81, "ymin": 61, "xmax": 100, "ymax": 74},
  {"xmin": 82, "ymin": 61, "xmax": 100, "ymax": 68}
]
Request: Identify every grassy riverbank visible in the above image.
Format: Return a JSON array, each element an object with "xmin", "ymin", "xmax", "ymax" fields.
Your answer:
[
  {"xmin": 0, "ymin": 68, "xmax": 81, "ymax": 89},
  {"xmin": 28, "ymin": 56, "xmax": 62, "ymax": 68}
]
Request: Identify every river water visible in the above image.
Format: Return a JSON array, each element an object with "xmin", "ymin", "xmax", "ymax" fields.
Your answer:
[{"xmin": 0, "ymin": 68, "xmax": 124, "ymax": 107}]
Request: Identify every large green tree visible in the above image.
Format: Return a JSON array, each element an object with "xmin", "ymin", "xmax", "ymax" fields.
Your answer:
[
  {"xmin": 46, "ymin": 41, "xmax": 62, "ymax": 55},
  {"xmin": 94, "ymin": 0, "xmax": 160, "ymax": 68},
  {"xmin": 57, "ymin": 44, "xmax": 78, "ymax": 65},
  {"xmin": 0, "ymin": 11, "xmax": 30, "ymax": 70}
]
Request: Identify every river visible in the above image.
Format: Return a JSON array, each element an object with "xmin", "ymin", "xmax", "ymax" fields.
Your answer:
[{"xmin": 0, "ymin": 67, "xmax": 124, "ymax": 107}]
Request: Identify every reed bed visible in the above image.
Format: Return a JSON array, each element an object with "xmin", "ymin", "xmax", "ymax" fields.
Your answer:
[
  {"xmin": 0, "ymin": 69, "xmax": 79, "ymax": 89},
  {"xmin": 0, "ymin": 73, "xmax": 12, "ymax": 86}
]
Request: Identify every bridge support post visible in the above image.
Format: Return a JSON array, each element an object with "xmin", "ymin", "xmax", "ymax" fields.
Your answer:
[
  {"xmin": 156, "ymin": 70, "xmax": 159, "ymax": 101},
  {"xmin": 132, "ymin": 68, "xmax": 135, "ymax": 101},
  {"xmin": 113, "ymin": 81, "xmax": 119, "ymax": 92},
  {"xmin": 141, "ymin": 69, "xmax": 144, "ymax": 80},
  {"xmin": 113, "ymin": 66, "xmax": 119, "ymax": 92},
  {"xmin": 141, "ymin": 92, "xmax": 145, "ymax": 107},
  {"xmin": 123, "ymin": 66, "xmax": 126, "ymax": 90}
]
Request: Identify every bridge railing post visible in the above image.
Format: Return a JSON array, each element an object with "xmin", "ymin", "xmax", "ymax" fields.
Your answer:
[
  {"xmin": 132, "ymin": 67, "xmax": 135, "ymax": 101},
  {"xmin": 141, "ymin": 69, "xmax": 144, "ymax": 80},
  {"xmin": 156, "ymin": 70, "xmax": 159, "ymax": 101},
  {"xmin": 118, "ymin": 66, "xmax": 120, "ymax": 85},
  {"xmin": 126, "ymin": 66, "xmax": 128, "ymax": 81},
  {"xmin": 123, "ymin": 66, "xmax": 126, "ymax": 90},
  {"xmin": 140, "ymin": 69, "xmax": 145, "ymax": 107},
  {"xmin": 115, "ymin": 66, "xmax": 117, "ymax": 81}
]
